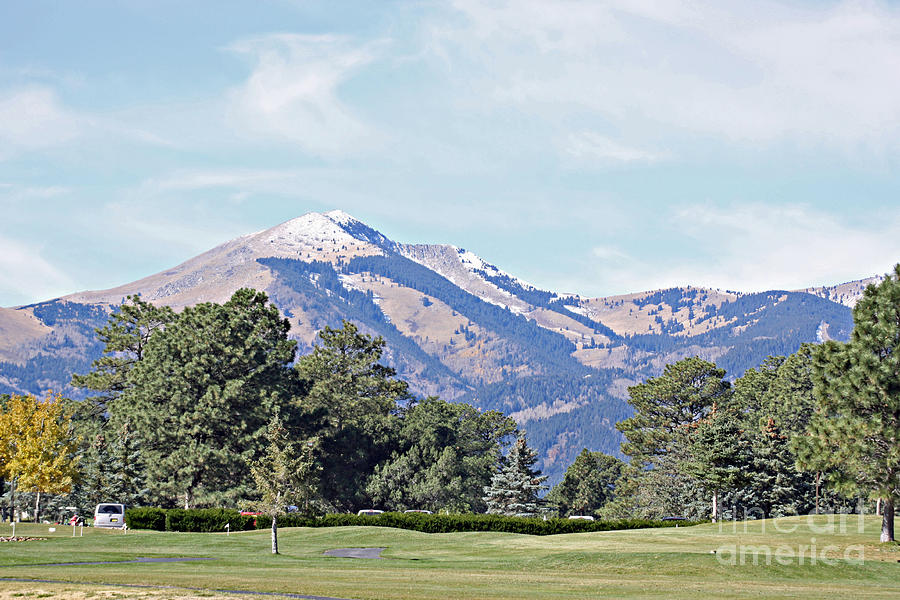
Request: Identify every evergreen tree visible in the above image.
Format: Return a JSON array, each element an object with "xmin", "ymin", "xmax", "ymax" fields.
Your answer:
[
  {"xmin": 296, "ymin": 320, "xmax": 409, "ymax": 511},
  {"xmin": 69, "ymin": 421, "xmax": 145, "ymax": 513},
  {"xmin": 71, "ymin": 295, "xmax": 175, "ymax": 416},
  {"xmin": 684, "ymin": 406, "xmax": 752, "ymax": 521},
  {"xmin": 114, "ymin": 289, "xmax": 298, "ymax": 508},
  {"xmin": 798, "ymin": 265, "xmax": 900, "ymax": 542},
  {"xmin": 546, "ymin": 449, "xmax": 624, "ymax": 517},
  {"xmin": 618, "ymin": 357, "xmax": 731, "ymax": 466},
  {"xmin": 743, "ymin": 418, "xmax": 811, "ymax": 518},
  {"xmin": 367, "ymin": 397, "xmax": 516, "ymax": 512},
  {"xmin": 615, "ymin": 357, "xmax": 730, "ymax": 519},
  {"xmin": 483, "ymin": 435, "xmax": 547, "ymax": 517}
]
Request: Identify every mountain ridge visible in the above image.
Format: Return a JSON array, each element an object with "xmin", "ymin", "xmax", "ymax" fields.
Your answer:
[{"xmin": 0, "ymin": 210, "xmax": 874, "ymax": 483}]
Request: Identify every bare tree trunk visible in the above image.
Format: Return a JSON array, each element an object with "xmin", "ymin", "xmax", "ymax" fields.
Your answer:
[
  {"xmin": 881, "ymin": 497, "xmax": 895, "ymax": 543},
  {"xmin": 877, "ymin": 498, "xmax": 882, "ymax": 516},
  {"xmin": 34, "ymin": 491, "xmax": 40, "ymax": 523},
  {"xmin": 9, "ymin": 479, "xmax": 15, "ymax": 522},
  {"xmin": 814, "ymin": 472, "xmax": 821, "ymax": 515},
  {"xmin": 271, "ymin": 514, "xmax": 279, "ymax": 554},
  {"xmin": 184, "ymin": 490, "xmax": 191, "ymax": 510},
  {"xmin": 712, "ymin": 490, "xmax": 718, "ymax": 523}
]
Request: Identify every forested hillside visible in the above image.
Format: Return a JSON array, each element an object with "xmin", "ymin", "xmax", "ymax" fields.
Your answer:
[{"xmin": 0, "ymin": 211, "xmax": 861, "ymax": 484}]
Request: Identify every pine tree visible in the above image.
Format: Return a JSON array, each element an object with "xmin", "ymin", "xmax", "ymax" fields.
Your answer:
[
  {"xmin": 70, "ymin": 421, "xmax": 145, "ymax": 512},
  {"xmin": 366, "ymin": 398, "xmax": 516, "ymax": 513},
  {"xmin": 483, "ymin": 435, "xmax": 547, "ymax": 517},
  {"xmin": 618, "ymin": 357, "xmax": 731, "ymax": 466},
  {"xmin": 296, "ymin": 320, "xmax": 409, "ymax": 510},
  {"xmin": 546, "ymin": 449, "xmax": 624, "ymax": 517},
  {"xmin": 683, "ymin": 406, "xmax": 751, "ymax": 521},
  {"xmin": 798, "ymin": 265, "xmax": 900, "ymax": 542},
  {"xmin": 71, "ymin": 295, "xmax": 175, "ymax": 416},
  {"xmin": 745, "ymin": 418, "xmax": 811, "ymax": 518},
  {"xmin": 114, "ymin": 288, "xmax": 298, "ymax": 508}
]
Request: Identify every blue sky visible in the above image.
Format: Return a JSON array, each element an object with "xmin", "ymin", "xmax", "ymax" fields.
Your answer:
[{"xmin": 2, "ymin": 0, "xmax": 900, "ymax": 306}]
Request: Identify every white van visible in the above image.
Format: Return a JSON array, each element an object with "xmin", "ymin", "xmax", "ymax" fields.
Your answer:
[{"xmin": 94, "ymin": 503, "xmax": 125, "ymax": 528}]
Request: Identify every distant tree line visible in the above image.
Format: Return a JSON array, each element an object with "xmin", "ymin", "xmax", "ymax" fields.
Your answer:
[
  {"xmin": 546, "ymin": 268, "xmax": 900, "ymax": 543},
  {"xmin": 0, "ymin": 289, "xmax": 547, "ymax": 544},
  {"xmin": 1, "ymin": 264, "xmax": 897, "ymax": 546}
]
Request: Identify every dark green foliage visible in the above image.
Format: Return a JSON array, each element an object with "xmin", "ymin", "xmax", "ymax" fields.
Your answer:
[
  {"xmin": 618, "ymin": 357, "xmax": 730, "ymax": 466},
  {"xmin": 740, "ymin": 418, "xmax": 812, "ymax": 518},
  {"xmin": 799, "ymin": 266, "xmax": 900, "ymax": 541},
  {"xmin": 124, "ymin": 507, "xmax": 166, "ymax": 531},
  {"xmin": 125, "ymin": 507, "xmax": 255, "ymax": 532},
  {"xmin": 367, "ymin": 397, "xmax": 517, "ymax": 513},
  {"xmin": 71, "ymin": 295, "xmax": 175, "ymax": 413},
  {"xmin": 126, "ymin": 508, "xmax": 702, "ymax": 535},
  {"xmin": 114, "ymin": 288, "xmax": 299, "ymax": 508},
  {"xmin": 164, "ymin": 508, "xmax": 257, "ymax": 532},
  {"xmin": 296, "ymin": 320, "xmax": 410, "ymax": 511},
  {"xmin": 284, "ymin": 512, "xmax": 703, "ymax": 535},
  {"xmin": 68, "ymin": 420, "xmax": 146, "ymax": 513},
  {"xmin": 683, "ymin": 406, "xmax": 753, "ymax": 519},
  {"xmin": 483, "ymin": 436, "xmax": 548, "ymax": 517},
  {"xmin": 546, "ymin": 449, "xmax": 625, "ymax": 517}
]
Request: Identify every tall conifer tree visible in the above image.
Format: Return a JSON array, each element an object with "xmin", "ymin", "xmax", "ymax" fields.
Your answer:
[
  {"xmin": 483, "ymin": 435, "xmax": 547, "ymax": 517},
  {"xmin": 800, "ymin": 265, "xmax": 900, "ymax": 542}
]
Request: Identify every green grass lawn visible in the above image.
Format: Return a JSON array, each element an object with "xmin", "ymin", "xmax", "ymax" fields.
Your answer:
[{"xmin": 1, "ymin": 516, "xmax": 899, "ymax": 599}]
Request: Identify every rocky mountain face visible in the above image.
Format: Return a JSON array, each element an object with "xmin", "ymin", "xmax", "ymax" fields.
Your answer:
[{"xmin": 0, "ymin": 211, "xmax": 868, "ymax": 483}]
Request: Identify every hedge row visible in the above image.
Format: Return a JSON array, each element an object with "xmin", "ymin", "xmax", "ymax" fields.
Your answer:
[
  {"xmin": 126, "ymin": 508, "xmax": 702, "ymax": 535},
  {"xmin": 125, "ymin": 507, "xmax": 257, "ymax": 532}
]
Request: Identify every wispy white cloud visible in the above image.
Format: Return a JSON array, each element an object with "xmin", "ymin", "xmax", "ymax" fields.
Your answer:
[
  {"xmin": 0, "ymin": 85, "xmax": 175, "ymax": 161},
  {"xmin": 0, "ymin": 235, "xmax": 76, "ymax": 305},
  {"xmin": 564, "ymin": 132, "xmax": 666, "ymax": 165},
  {"xmin": 431, "ymin": 0, "xmax": 900, "ymax": 158},
  {"xmin": 226, "ymin": 34, "xmax": 381, "ymax": 156},
  {"xmin": 0, "ymin": 87, "xmax": 83, "ymax": 159},
  {"xmin": 588, "ymin": 203, "xmax": 900, "ymax": 294},
  {"xmin": 150, "ymin": 168, "xmax": 303, "ymax": 191}
]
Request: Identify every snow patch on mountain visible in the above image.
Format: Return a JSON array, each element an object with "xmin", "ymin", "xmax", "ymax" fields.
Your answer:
[
  {"xmin": 396, "ymin": 243, "xmax": 533, "ymax": 314},
  {"xmin": 263, "ymin": 212, "xmax": 359, "ymax": 246}
]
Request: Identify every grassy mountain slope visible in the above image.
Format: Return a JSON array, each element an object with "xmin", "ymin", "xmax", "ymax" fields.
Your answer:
[{"xmin": 0, "ymin": 211, "xmax": 862, "ymax": 484}]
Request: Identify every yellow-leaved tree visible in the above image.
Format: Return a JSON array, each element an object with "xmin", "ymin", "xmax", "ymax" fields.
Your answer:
[{"xmin": 0, "ymin": 394, "xmax": 79, "ymax": 522}]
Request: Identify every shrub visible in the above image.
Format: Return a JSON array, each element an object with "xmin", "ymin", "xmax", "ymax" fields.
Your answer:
[
  {"xmin": 253, "ymin": 511, "xmax": 703, "ymax": 535},
  {"xmin": 125, "ymin": 508, "xmax": 703, "ymax": 535},
  {"xmin": 125, "ymin": 507, "xmax": 166, "ymax": 531},
  {"xmin": 164, "ymin": 508, "xmax": 258, "ymax": 532}
]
